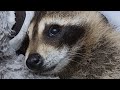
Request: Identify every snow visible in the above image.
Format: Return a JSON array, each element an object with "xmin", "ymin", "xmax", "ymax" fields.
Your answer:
[
  {"xmin": 0, "ymin": 54, "xmax": 59, "ymax": 79},
  {"xmin": 7, "ymin": 11, "xmax": 16, "ymax": 27}
]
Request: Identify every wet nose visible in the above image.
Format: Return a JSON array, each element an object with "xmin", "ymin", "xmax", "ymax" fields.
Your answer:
[{"xmin": 26, "ymin": 53, "xmax": 44, "ymax": 70}]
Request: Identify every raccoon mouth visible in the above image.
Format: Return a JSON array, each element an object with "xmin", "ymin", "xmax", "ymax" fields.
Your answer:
[
  {"xmin": 41, "ymin": 65, "xmax": 57, "ymax": 73},
  {"xmin": 30, "ymin": 64, "xmax": 57, "ymax": 75}
]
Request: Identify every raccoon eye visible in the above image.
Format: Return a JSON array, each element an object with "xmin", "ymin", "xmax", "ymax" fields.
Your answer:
[{"xmin": 48, "ymin": 25, "xmax": 61, "ymax": 37}]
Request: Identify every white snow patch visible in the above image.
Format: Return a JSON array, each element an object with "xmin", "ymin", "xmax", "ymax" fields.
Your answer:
[{"xmin": 7, "ymin": 11, "xmax": 16, "ymax": 26}]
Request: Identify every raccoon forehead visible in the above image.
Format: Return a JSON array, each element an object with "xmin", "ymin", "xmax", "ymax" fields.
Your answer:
[
  {"xmin": 37, "ymin": 11, "xmax": 104, "ymax": 26},
  {"xmin": 37, "ymin": 16, "xmax": 82, "ymax": 35},
  {"xmin": 40, "ymin": 17, "xmax": 81, "ymax": 26},
  {"xmin": 31, "ymin": 11, "xmax": 106, "ymax": 39},
  {"xmin": 45, "ymin": 11, "xmax": 81, "ymax": 17}
]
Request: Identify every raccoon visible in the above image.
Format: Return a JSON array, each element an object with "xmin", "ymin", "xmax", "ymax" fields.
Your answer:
[{"xmin": 25, "ymin": 11, "xmax": 120, "ymax": 79}]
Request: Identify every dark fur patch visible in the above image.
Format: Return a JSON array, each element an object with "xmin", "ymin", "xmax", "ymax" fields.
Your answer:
[
  {"xmin": 12, "ymin": 11, "xmax": 26, "ymax": 38},
  {"xmin": 59, "ymin": 25, "xmax": 86, "ymax": 47},
  {"xmin": 42, "ymin": 24, "xmax": 86, "ymax": 48},
  {"xmin": 16, "ymin": 34, "xmax": 29, "ymax": 55}
]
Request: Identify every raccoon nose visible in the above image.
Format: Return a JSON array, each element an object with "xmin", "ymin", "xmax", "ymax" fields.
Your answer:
[{"xmin": 26, "ymin": 53, "xmax": 44, "ymax": 70}]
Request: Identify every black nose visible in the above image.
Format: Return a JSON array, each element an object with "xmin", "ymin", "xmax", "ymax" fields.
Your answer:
[{"xmin": 26, "ymin": 53, "xmax": 44, "ymax": 70}]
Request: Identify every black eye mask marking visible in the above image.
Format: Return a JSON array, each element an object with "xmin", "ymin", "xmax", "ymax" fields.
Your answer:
[
  {"xmin": 43, "ymin": 24, "xmax": 86, "ymax": 48},
  {"xmin": 59, "ymin": 25, "xmax": 86, "ymax": 47}
]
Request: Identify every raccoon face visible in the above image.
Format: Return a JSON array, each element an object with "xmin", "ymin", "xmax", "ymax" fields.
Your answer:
[{"xmin": 25, "ymin": 11, "xmax": 108, "ymax": 77}]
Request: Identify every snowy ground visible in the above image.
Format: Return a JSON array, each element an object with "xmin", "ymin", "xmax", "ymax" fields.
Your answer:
[{"xmin": 0, "ymin": 54, "xmax": 59, "ymax": 79}]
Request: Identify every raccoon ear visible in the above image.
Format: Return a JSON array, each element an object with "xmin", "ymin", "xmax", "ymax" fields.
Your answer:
[{"xmin": 101, "ymin": 13, "xmax": 109, "ymax": 23}]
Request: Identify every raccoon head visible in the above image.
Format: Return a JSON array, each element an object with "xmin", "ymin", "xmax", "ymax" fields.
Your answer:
[{"xmin": 25, "ymin": 11, "xmax": 110, "ymax": 78}]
